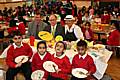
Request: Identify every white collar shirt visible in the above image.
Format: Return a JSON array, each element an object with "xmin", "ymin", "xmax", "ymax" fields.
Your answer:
[
  {"xmin": 38, "ymin": 52, "xmax": 47, "ymax": 60},
  {"xmin": 13, "ymin": 42, "xmax": 23, "ymax": 49},
  {"xmin": 65, "ymin": 24, "xmax": 84, "ymax": 40},
  {"xmin": 79, "ymin": 53, "xmax": 87, "ymax": 59},
  {"xmin": 54, "ymin": 52, "xmax": 66, "ymax": 59}
]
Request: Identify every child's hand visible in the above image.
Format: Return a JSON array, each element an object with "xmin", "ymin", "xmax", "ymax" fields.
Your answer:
[
  {"xmin": 86, "ymin": 71, "xmax": 91, "ymax": 76},
  {"xmin": 86, "ymin": 73, "xmax": 90, "ymax": 76},
  {"xmin": 42, "ymin": 78, "xmax": 46, "ymax": 80},
  {"xmin": 15, "ymin": 62, "xmax": 22, "ymax": 68},
  {"xmin": 56, "ymin": 69, "xmax": 61, "ymax": 73}
]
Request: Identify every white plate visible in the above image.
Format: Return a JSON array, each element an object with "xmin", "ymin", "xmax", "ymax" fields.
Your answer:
[
  {"xmin": 31, "ymin": 70, "xmax": 44, "ymax": 80},
  {"xmin": 15, "ymin": 55, "xmax": 29, "ymax": 63},
  {"xmin": 72, "ymin": 68, "xmax": 88, "ymax": 78},
  {"xmin": 43, "ymin": 61, "xmax": 58, "ymax": 72},
  {"xmin": 94, "ymin": 44, "xmax": 105, "ymax": 49}
]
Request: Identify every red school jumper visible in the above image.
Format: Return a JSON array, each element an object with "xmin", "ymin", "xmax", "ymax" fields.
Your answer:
[
  {"xmin": 6, "ymin": 43, "xmax": 33, "ymax": 68},
  {"xmin": 50, "ymin": 54, "xmax": 72, "ymax": 80},
  {"xmin": 72, "ymin": 54, "xmax": 96, "ymax": 75},
  {"xmin": 32, "ymin": 52, "xmax": 51, "ymax": 78}
]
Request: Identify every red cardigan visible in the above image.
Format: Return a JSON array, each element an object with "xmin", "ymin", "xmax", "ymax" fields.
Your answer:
[
  {"xmin": 107, "ymin": 30, "xmax": 120, "ymax": 46},
  {"xmin": 6, "ymin": 43, "xmax": 33, "ymax": 68},
  {"xmin": 32, "ymin": 52, "xmax": 51, "ymax": 79},
  {"xmin": 50, "ymin": 54, "xmax": 71, "ymax": 80},
  {"xmin": 72, "ymin": 54, "xmax": 96, "ymax": 75}
]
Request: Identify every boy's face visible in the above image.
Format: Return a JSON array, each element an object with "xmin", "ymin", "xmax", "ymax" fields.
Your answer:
[
  {"xmin": 13, "ymin": 36, "xmax": 22, "ymax": 46},
  {"xmin": 55, "ymin": 43, "xmax": 64, "ymax": 56},
  {"xmin": 77, "ymin": 46, "xmax": 87, "ymax": 56},
  {"xmin": 38, "ymin": 44, "xmax": 46, "ymax": 55}
]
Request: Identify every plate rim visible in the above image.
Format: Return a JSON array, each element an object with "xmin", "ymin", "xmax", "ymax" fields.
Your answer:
[
  {"xmin": 31, "ymin": 70, "xmax": 44, "ymax": 80},
  {"xmin": 15, "ymin": 55, "xmax": 29, "ymax": 63},
  {"xmin": 43, "ymin": 61, "xmax": 58, "ymax": 72},
  {"xmin": 72, "ymin": 68, "xmax": 88, "ymax": 78}
]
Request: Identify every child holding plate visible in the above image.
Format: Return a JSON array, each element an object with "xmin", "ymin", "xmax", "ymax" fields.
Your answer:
[
  {"xmin": 71, "ymin": 40, "xmax": 96, "ymax": 80},
  {"xmin": 32, "ymin": 41, "xmax": 52, "ymax": 80},
  {"xmin": 6, "ymin": 30, "xmax": 33, "ymax": 80},
  {"xmin": 47, "ymin": 41, "xmax": 71, "ymax": 80}
]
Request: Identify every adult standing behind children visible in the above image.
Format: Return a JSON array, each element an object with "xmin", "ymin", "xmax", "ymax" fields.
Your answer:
[
  {"xmin": 64, "ymin": 15, "xmax": 84, "ymax": 42},
  {"xmin": 27, "ymin": 11, "xmax": 48, "ymax": 39},
  {"xmin": 44, "ymin": 14, "xmax": 65, "ymax": 39},
  {"xmin": 6, "ymin": 30, "xmax": 33, "ymax": 80}
]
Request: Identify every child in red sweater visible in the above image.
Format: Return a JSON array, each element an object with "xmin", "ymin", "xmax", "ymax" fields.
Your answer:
[
  {"xmin": 32, "ymin": 41, "xmax": 51, "ymax": 80},
  {"xmin": 6, "ymin": 30, "xmax": 33, "ymax": 80},
  {"xmin": 48, "ymin": 41, "xmax": 71, "ymax": 80},
  {"xmin": 71, "ymin": 40, "xmax": 96, "ymax": 80}
]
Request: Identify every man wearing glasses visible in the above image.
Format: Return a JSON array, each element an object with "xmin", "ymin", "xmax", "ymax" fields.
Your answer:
[
  {"xmin": 6, "ymin": 30, "xmax": 33, "ymax": 80},
  {"xmin": 44, "ymin": 14, "xmax": 65, "ymax": 39}
]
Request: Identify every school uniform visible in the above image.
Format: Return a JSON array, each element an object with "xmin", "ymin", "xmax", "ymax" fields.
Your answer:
[
  {"xmin": 71, "ymin": 53, "xmax": 96, "ymax": 80},
  {"xmin": 107, "ymin": 29, "xmax": 120, "ymax": 57},
  {"xmin": 32, "ymin": 52, "xmax": 51, "ymax": 79},
  {"xmin": 6, "ymin": 42, "xmax": 33, "ymax": 80},
  {"xmin": 48, "ymin": 53, "xmax": 71, "ymax": 80},
  {"xmin": 107, "ymin": 30, "xmax": 120, "ymax": 46}
]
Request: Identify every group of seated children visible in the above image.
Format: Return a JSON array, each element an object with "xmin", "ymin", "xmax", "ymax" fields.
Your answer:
[{"xmin": 5, "ymin": 30, "xmax": 96, "ymax": 80}]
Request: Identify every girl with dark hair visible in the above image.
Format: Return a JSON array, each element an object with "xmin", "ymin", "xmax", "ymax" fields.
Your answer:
[
  {"xmin": 81, "ymin": 22, "xmax": 93, "ymax": 41},
  {"xmin": 32, "ymin": 41, "xmax": 51, "ymax": 80}
]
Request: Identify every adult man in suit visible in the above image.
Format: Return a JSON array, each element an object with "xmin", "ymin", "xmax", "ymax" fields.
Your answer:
[
  {"xmin": 44, "ymin": 14, "xmax": 65, "ymax": 39},
  {"xmin": 27, "ymin": 12, "xmax": 48, "ymax": 39}
]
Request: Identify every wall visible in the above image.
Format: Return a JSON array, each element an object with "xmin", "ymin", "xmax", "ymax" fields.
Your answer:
[
  {"xmin": 68, "ymin": 1, "xmax": 91, "ymax": 8},
  {"xmin": 0, "ymin": 0, "xmax": 91, "ymax": 10},
  {"xmin": 0, "ymin": 1, "xmax": 26, "ymax": 10}
]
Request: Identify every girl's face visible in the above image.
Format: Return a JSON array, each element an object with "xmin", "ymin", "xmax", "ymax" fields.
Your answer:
[
  {"xmin": 38, "ymin": 43, "xmax": 46, "ymax": 55},
  {"xmin": 77, "ymin": 46, "xmax": 87, "ymax": 56},
  {"xmin": 85, "ymin": 24, "xmax": 90, "ymax": 29},
  {"xmin": 55, "ymin": 43, "xmax": 65, "ymax": 56}
]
